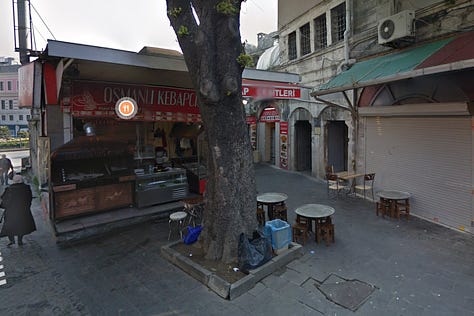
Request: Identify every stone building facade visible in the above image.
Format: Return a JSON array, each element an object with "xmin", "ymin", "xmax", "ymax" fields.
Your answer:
[{"xmin": 272, "ymin": 0, "xmax": 474, "ymax": 234}]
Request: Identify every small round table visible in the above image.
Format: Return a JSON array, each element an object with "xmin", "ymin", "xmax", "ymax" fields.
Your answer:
[
  {"xmin": 294, "ymin": 204, "xmax": 335, "ymax": 244},
  {"xmin": 376, "ymin": 190, "xmax": 411, "ymax": 219},
  {"xmin": 294, "ymin": 204, "xmax": 335, "ymax": 220},
  {"xmin": 257, "ymin": 192, "xmax": 288, "ymax": 220},
  {"xmin": 376, "ymin": 190, "xmax": 411, "ymax": 200}
]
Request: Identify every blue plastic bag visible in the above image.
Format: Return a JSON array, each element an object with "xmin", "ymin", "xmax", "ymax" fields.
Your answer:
[{"xmin": 183, "ymin": 225, "xmax": 203, "ymax": 245}]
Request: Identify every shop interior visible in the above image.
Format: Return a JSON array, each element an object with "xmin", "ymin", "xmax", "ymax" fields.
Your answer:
[{"xmin": 50, "ymin": 118, "xmax": 207, "ymax": 219}]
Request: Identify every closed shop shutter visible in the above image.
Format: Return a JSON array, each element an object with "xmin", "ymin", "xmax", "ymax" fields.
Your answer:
[{"xmin": 364, "ymin": 116, "xmax": 472, "ymax": 233}]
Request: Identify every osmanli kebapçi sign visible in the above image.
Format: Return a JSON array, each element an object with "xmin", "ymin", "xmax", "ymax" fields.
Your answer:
[{"xmin": 63, "ymin": 81, "xmax": 201, "ymax": 122}]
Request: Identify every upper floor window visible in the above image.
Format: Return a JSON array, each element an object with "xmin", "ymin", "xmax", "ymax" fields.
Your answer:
[
  {"xmin": 288, "ymin": 32, "xmax": 297, "ymax": 60},
  {"xmin": 331, "ymin": 2, "xmax": 346, "ymax": 43},
  {"xmin": 1, "ymin": 100, "xmax": 4, "ymax": 109},
  {"xmin": 9, "ymin": 100, "xmax": 13, "ymax": 109},
  {"xmin": 300, "ymin": 23, "xmax": 311, "ymax": 56},
  {"xmin": 0, "ymin": 82, "xmax": 3, "ymax": 91},
  {"xmin": 9, "ymin": 115, "xmax": 14, "ymax": 121},
  {"xmin": 27, "ymin": 115, "xmax": 31, "ymax": 120},
  {"xmin": 314, "ymin": 14, "xmax": 328, "ymax": 50},
  {"xmin": 19, "ymin": 114, "xmax": 24, "ymax": 121},
  {"xmin": 288, "ymin": 31, "xmax": 297, "ymax": 60},
  {"xmin": 7, "ymin": 81, "xmax": 12, "ymax": 91},
  {"xmin": 1, "ymin": 115, "xmax": 5, "ymax": 121}
]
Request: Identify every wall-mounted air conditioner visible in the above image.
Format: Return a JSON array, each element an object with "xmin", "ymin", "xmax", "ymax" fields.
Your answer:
[{"xmin": 378, "ymin": 10, "xmax": 415, "ymax": 46}]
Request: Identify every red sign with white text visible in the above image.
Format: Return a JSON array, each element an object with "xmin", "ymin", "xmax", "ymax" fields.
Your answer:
[
  {"xmin": 280, "ymin": 122, "xmax": 288, "ymax": 170},
  {"xmin": 259, "ymin": 107, "xmax": 280, "ymax": 122},
  {"xmin": 242, "ymin": 85, "xmax": 301, "ymax": 99},
  {"xmin": 65, "ymin": 81, "xmax": 200, "ymax": 121}
]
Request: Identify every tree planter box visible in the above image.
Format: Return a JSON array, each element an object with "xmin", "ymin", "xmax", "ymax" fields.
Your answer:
[{"xmin": 161, "ymin": 241, "xmax": 303, "ymax": 300}]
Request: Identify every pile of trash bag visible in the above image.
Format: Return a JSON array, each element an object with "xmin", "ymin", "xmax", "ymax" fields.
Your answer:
[{"xmin": 237, "ymin": 231, "xmax": 272, "ymax": 273}]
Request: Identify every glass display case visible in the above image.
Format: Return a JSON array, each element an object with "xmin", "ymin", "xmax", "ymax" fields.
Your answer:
[{"xmin": 135, "ymin": 168, "xmax": 188, "ymax": 208}]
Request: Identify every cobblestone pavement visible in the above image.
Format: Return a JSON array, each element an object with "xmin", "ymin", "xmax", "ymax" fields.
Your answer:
[{"xmin": 0, "ymin": 164, "xmax": 473, "ymax": 315}]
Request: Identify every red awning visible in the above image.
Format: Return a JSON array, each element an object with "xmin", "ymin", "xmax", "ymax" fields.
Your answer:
[{"xmin": 416, "ymin": 31, "xmax": 474, "ymax": 69}]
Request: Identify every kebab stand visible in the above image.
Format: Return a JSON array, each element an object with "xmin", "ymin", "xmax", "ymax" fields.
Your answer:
[
  {"xmin": 20, "ymin": 40, "xmax": 300, "ymax": 241},
  {"xmin": 50, "ymin": 81, "xmax": 204, "ymax": 219}
]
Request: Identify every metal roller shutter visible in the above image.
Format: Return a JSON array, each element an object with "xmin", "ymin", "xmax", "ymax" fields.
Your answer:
[{"xmin": 364, "ymin": 116, "xmax": 472, "ymax": 233}]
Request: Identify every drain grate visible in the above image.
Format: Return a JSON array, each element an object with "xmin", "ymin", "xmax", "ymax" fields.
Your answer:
[{"xmin": 315, "ymin": 274, "xmax": 377, "ymax": 311}]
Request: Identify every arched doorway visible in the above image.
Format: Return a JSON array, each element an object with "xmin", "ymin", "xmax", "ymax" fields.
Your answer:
[
  {"xmin": 295, "ymin": 120, "xmax": 311, "ymax": 171},
  {"xmin": 327, "ymin": 121, "xmax": 348, "ymax": 172}
]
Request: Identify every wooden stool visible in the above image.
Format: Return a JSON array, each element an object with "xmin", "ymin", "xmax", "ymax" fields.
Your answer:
[
  {"xmin": 376, "ymin": 197, "xmax": 390, "ymax": 218},
  {"xmin": 316, "ymin": 222, "xmax": 335, "ymax": 246},
  {"xmin": 256, "ymin": 207, "xmax": 266, "ymax": 226},
  {"xmin": 291, "ymin": 215, "xmax": 310, "ymax": 245},
  {"xmin": 395, "ymin": 199, "xmax": 410, "ymax": 220},
  {"xmin": 273, "ymin": 204, "xmax": 288, "ymax": 222}
]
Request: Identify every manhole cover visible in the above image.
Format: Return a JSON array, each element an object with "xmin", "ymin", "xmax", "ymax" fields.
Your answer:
[{"xmin": 315, "ymin": 274, "xmax": 377, "ymax": 311}]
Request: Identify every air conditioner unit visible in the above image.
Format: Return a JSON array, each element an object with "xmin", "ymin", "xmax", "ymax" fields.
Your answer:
[{"xmin": 378, "ymin": 10, "xmax": 415, "ymax": 45}]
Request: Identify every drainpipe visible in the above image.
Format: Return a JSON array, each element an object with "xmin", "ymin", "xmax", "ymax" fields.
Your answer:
[{"xmin": 343, "ymin": 0, "xmax": 352, "ymax": 69}]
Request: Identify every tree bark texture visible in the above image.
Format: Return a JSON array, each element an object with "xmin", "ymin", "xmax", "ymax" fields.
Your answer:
[{"xmin": 166, "ymin": 0, "xmax": 257, "ymax": 263}]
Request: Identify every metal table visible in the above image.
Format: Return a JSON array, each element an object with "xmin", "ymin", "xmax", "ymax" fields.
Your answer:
[
  {"xmin": 376, "ymin": 190, "xmax": 411, "ymax": 219},
  {"xmin": 257, "ymin": 192, "xmax": 288, "ymax": 220},
  {"xmin": 294, "ymin": 204, "xmax": 335, "ymax": 244},
  {"xmin": 294, "ymin": 203, "xmax": 335, "ymax": 219},
  {"xmin": 376, "ymin": 190, "xmax": 411, "ymax": 200}
]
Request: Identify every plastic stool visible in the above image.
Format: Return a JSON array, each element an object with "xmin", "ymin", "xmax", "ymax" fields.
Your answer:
[{"xmin": 168, "ymin": 211, "xmax": 187, "ymax": 240}]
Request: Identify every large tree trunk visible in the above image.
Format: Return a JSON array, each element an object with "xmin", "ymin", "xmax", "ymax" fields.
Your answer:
[{"xmin": 166, "ymin": 0, "xmax": 257, "ymax": 263}]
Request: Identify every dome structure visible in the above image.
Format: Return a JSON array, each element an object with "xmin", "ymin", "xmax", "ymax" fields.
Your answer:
[{"xmin": 256, "ymin": 42, "xmax": 280, "ymax": 70}]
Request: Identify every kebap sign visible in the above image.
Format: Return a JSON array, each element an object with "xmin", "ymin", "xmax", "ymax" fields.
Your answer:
[{"xmin": 65, "ymin": 81, "xmax": 200, "ymax": 122}]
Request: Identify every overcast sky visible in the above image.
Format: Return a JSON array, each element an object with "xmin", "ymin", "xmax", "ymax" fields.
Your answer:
[{"xmin": 0, "ymin": 0, "xmax": 277, "ymax": 60}]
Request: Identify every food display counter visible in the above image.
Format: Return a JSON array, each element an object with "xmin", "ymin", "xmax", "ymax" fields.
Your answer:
[
  {"xmin": 50, "ymin": 137, "xmax": 135, "ymax": 219},
  {"xmin": 135, "ymin": 168, "xmax": 188, "ymax": 208}
]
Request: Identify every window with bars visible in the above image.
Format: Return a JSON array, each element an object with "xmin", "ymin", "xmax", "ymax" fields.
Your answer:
[
  {"xmin": 331, "ymin": 2, "xmax": 346, "ymax": 43},
  {"xmin": 300, "ymin": 23, "xmax": 311, "ymax": 56},
  {"xmin": 314, "ymin": 14, "xmax": 327, "ymax": 50},
  {"xmin": 288, "ymin": 31, "xmax": 297, "ymax": 60}
]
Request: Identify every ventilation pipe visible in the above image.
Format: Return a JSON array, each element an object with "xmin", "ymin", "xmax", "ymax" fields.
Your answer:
[{"xmin": 16, "ymin": 0, "xmax": 29, "ymax": 64}]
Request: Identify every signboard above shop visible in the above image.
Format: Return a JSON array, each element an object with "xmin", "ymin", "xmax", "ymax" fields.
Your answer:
[
  {"xmin": 242, "ymin": 79, "xmax": 301, "ymax": 100},
  {"xmin": 63, "ymin": 81, "xmax": 201, "ymax": 122},
  {"xmin": 259, "ymin": 107, "xmax": 280, "ymax": 122},
  {"xmin": 61, "ymin": 79, "xmax": 301, "ymax": 122}
]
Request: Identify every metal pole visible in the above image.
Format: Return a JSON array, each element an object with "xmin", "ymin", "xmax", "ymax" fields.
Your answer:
[{"xmin": 17, "ymin": 0, "xmax": 29, "ymax": 64}]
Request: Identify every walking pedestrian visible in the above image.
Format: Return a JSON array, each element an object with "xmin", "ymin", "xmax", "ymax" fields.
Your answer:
[
  {"xmin": 0, "ymin": 154, "xmax": 14, "ymax": 185},
  {"xmin": 0, "ymin": 175, "xmax": 36, "ymax": 246}
]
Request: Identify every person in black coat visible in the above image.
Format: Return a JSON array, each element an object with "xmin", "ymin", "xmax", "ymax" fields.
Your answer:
[{"xmin": 0, "ymin": 175, "xmax": 36, "ymax": 246}]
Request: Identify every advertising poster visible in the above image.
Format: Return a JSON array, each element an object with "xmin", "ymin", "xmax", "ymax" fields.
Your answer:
[{"xmin": 280, "ymin": 122, "xmax": 288, "ymax": 169}]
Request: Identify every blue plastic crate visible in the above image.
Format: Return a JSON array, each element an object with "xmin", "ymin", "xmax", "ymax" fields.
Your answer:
[{"xmin": 264, "ymin": 219, "xmax": 292, "ymax": 250}]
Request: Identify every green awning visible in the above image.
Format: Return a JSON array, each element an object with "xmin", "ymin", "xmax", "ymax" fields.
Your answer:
[{"xmin": 313, "ymin": 37, "xmax": 455, "ymax": 96}]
